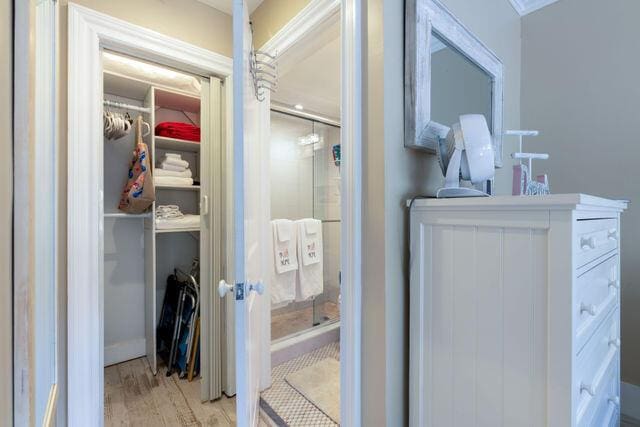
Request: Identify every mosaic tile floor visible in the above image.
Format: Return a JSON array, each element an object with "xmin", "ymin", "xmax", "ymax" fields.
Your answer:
[{"xmin": 261, "ymin": 342, "xmax": 340, "ymax": 426}]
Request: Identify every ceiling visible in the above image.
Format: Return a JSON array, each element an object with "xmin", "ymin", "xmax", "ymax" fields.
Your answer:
[
  {"xmin": 271, "ymin": 17, "xmax": 341, "ymax": 121},
  {"xmin": 196, "ymin": 0, "xmax": 263, "ymax": 15},
  {"xmin": 508, "ymin": 0, "xmax": 560, "ymax": 16}
]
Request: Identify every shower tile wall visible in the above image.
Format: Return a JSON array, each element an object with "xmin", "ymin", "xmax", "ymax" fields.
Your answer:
[{"xmin": 270, "ymin": 111, "xmax": 341, "ymax": 340}]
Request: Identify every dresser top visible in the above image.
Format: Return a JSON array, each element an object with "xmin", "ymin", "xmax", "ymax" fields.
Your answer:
[{"xmin": 408, "ymin": 193, "xmax": 628, "ymax": 211}]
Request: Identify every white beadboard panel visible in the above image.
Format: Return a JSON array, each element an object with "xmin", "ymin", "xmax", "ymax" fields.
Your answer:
[
  {"xmin": 531, "ymin": 229, "xmax": 549, "ymax": 425},
  {"xmin": 430, "ymin": 225, "xmax": 454, "ymax": 427},
  {"xmin": 502, "ymin": 229, "xmax": 535, "ymax": 425},
  {"xmin": 475, "ymin": 227, "xmax": 504, "ymax": 426},
  {"xmin": 414, "ymin": 223, "xmax": 549, "ymax": 427},
  {"xmin": 451, "ymin": 226, "xmax": 478, "ymax": 426}
]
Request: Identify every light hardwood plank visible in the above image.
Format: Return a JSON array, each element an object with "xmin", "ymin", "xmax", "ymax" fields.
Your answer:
[{"xmin": 105, "ymin": 358, "xmax": 237, "ymax": 427}]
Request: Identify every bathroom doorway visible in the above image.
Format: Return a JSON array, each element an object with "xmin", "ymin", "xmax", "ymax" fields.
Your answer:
[{"xmin": 259, "ymin": 7, "xmax": 343, "ymax": 425}]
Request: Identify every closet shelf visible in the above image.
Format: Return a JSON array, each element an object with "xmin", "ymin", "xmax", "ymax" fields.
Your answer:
[
  {"xmin": 155, "ymin": 136, "xmax": 201, "ymax": 152},
  {"xmin": 156, "ymin": 184, "xmax": 200, "ymax": 191},
  {"xmin": 104, "ymin": 212, "xmax": 152, "ymax": 219},
  {"xmin": 155, "ymin": 227, "xmax": 200, "ymax": 234}
]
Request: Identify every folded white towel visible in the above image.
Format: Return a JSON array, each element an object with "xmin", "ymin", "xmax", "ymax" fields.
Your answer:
[
  {"xmin": 165, "ymin": 153, "xmax": 182, "ymax": 159},
  {"xmin": 160, "ymin": 162, "xmax": 187, "ymax": 172},
  {"xmin": 162, "ymin": 156, "xmax": 190, "ymax": 169},
  {"xmin": 154, "ymin": 168, "xmax": 193, "ymax": 178},
  {"xmin": 270, "ymin": 220, "xmax": 298, "ymax": 305},
  {"xmin": 156, "ymin": 214, "xmax": 200, "ymax": 230},
  {"xmin": 155, "ymin": 205, "xmax": 184, "ymax": 220},
  {"xmin": 155, "ymin": 176, "xmax": 194, "ymax": 187},
  {"xmin": 295, "ymin": 218, "xmax": 323, "ymax": 301}
]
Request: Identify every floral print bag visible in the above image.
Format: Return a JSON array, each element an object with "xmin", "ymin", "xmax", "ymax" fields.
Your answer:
[{"xmin": 118, "ymin": 116, "xmax": 155, "ymax": 213}]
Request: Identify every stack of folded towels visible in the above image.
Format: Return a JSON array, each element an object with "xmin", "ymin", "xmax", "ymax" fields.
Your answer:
[
  {"xmin": 155, "ymin": 122, "xmax": 200, "ymax": 142},
  {"xmin": 155, "ymin": 153, "xmax": 194, "ymax": 187},
  {"xmin": 155, "ymin": 205, "xmax": 200, "ymax": 230}
]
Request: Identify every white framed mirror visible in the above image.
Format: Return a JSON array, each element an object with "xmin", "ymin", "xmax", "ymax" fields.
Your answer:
[{"xmin": 404, "ymin": 0, "xmax": 504, "ymax": 167}]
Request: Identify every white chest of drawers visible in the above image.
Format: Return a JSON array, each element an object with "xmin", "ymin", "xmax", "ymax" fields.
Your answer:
[{"xmin": 409, "ymin": 194, "xmax": 627, "ymax": 427}]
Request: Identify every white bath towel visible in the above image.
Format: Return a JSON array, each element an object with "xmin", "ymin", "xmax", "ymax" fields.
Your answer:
[
  {"xmin": 295, "ymin": 218, "xmax": 323, "ymax": 301},
  {"xmin": 154, "ymin": 168, "xmax": 193, "ymax": 178},
  {"xmin": 156, "ymin": 214, "xmax": 200, "ymax": 230},
  {"xmin": 162, "ymin": 156, "xmax": 190, "ymax": 169},
  {"xmin": 160, "ymin": 161, "xmax": 188, "ymax": 172},
  {"xmin": 155, "ymin": 204, "xmax": 184, "ymax": 220},
  {"xmin": 154, "ymin": 176, "xmax": 194, "ymax": 187},
  {"xmin": 270, "ymin": 219, "xmax": 298, "ymax": 305},
  {"xmin": 165, "ymin": 152, "xmax": 182, "ymax": 159}
]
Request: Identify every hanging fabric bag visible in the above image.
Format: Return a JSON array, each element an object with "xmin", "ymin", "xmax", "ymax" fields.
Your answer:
[{"xmin": 118, "ymin": 116, "xmax": 155, "ymax": 213}]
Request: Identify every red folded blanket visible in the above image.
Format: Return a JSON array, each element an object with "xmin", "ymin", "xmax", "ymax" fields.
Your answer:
[{"xmin": 155, "ymin": 122, "xmax": 201, "ymax": 142}]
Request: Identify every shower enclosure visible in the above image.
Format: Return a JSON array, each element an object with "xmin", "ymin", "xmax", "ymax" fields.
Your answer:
[{"xmin": 270, "ymin": 110, "xmax": 341, "ymax": 341}]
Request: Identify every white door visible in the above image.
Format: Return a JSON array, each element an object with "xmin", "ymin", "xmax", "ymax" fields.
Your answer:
[{"xmin": 220, "ymin": 0, "xmax": 272, "ymax": 425}]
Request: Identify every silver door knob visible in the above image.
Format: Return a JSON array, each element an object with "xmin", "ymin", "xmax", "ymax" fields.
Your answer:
[{"xmin": 218, "ymin": 280, "xmax": 234, "ymax": 298}]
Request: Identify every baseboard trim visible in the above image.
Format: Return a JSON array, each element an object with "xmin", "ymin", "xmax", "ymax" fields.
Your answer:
[
  {"xmin": 104, "ymin": 338, "xmax": 146, "ymax": 367},
  {"xmin": 622, "ymin": 381, "xmax": 640, "ymax": 420},
  {"xmin": 271, "ymin": 322, "xmax": 339, "ymax": 366}
]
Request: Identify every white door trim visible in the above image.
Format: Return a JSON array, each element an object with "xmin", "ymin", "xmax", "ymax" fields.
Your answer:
[
  {"xmin": 67, "ymin": 4, "xmax": 233, "ymax": 424},
  {"xmin": 259, "ymin": 0, "xmax": 363, "ymax": 425}
]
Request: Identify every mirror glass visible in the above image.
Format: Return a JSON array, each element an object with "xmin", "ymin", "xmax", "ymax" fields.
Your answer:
[{"xmin": 430, "ymin": 32, "xmax": 493, "ymax": 130}]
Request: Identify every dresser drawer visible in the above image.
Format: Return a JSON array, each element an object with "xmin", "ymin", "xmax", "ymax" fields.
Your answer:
[
  {"xmin": 575, "ymin": 255, "xmax": 619, "ymax": 353},
  {"xmin": 575, "ymin": 306, "xmax": 619, "ymax": 425},
  {"xmin": 575, "ymin": 218, "xmax": 619, "ymax": 268}
]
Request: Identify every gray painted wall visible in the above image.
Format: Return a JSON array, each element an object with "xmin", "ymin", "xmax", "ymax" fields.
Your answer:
[
  {"xmin": 1, "ymin": 0, "xmax": 12, "ymax": 424},
  {"xmin": 521, "ymin": 0, "xmax": 640, "ymax": 386},
  {"xmin": 363, "ymin": 0, "xmax": 521, "ymax": 423}
]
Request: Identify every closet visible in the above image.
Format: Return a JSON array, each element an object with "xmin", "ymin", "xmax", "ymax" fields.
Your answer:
[{"xmin": 102, "ymin": 51, "xmax": 223, "ymax": 400}]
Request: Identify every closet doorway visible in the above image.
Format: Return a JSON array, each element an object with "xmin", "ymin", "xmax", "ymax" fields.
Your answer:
[
  {"xmin": 62, "ymin": 1, "xmax": 362, "ymax": 425},
  {"xmin": 67, "ymin": 4, "xmax": 234, "ymax": 424}
]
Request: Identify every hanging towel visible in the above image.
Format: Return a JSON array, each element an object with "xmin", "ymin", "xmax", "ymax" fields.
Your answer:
[
  {"xmin": 270, "ymin": 220, "xmax": 298, "ymax": 305},
  {"xmin": 154, "ymin": 168, "xmax": 193, "ymax": 178},
  {"xmin": 295, "ymin": 218, "xmax": 323, "ymax": 301}
]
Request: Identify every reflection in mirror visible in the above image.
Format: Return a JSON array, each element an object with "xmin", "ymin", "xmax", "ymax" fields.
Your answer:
[{"xmin": 430, "ymin": 32, "xmax": 493, "ymax": 131}]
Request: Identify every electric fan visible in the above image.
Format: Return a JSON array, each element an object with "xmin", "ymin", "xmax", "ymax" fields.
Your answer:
[{"xmin": 435, "ymin": 114, "xmax": 495, "ymax": 198}]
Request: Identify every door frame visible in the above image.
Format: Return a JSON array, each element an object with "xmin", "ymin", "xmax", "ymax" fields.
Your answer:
[
  {"xmin": 66, "ymin": 4, "xmax": 233, "ymax": 424},
  {"xmin": 257, "ymin": 0, "xmax": 363, "ymax": 425}
]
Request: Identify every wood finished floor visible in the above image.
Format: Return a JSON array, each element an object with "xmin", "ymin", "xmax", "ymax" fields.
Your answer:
[
  {"xmin": 271, "ymin": 301, "xmax": 339, "ymax": 341},
  {"xmin": 104, "ymin": 357, "xmax": 269, "ymax": 426}
]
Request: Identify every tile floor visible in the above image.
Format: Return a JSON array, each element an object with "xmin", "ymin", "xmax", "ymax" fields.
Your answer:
[{"xmin": 260, "ymin": 342, "xmax": 340, "ymax": 426}]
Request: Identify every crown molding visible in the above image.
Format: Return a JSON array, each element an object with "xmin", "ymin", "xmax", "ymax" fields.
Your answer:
[{"xmin": 508, "ymin": 0, "xmax": 560, "ymax": 16}]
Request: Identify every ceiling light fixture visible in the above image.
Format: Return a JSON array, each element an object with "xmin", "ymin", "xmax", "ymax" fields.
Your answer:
[{"xmin": 294, "ymin": 104, "xmax": 304, "ymax": 110}]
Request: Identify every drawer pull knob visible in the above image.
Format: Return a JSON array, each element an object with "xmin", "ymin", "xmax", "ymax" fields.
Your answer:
[
  {"xmin": 580, "ymin": 382, "xmax": 596, "ymax": 397},
  {"xmin": 608, "ymin": 229, "xmax": 619, "ymax": 240},
  {"xmin": 609, "ymin": 279, "xmax": 620, "ymax": 290},
  {"xmin": 609, "ymin": 338, "xmax": 621, "ymax": 348},
  {"xmin": 580, "ymin": 303, "xmax": 597, "ymax": 316},
  {"xmin": 609, "ymin": 396, "xmax": 620, "ymax": 406},
  {"xmin": 581, "ymin": 236, "xmax": 596, "ymax": 250}
]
